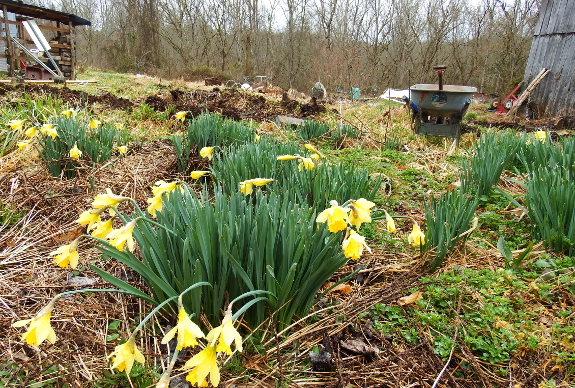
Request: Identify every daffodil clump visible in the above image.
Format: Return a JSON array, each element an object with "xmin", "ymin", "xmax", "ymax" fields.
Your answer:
[
  {"xmin": 181, "ymin": 305, "xmax": 243, "ymax": 386},
  {"xmin": 276, "ymin": 143, "xmax": 323, "ymax": 171},
  {"xmin": 50, "ymin": 183, "xmax": 183, "ymax": 270},
  {"xmin": 316, "ymin": 198, "xmax": 377, "ymax": 260},
  {"xmin": 45, "ymin": 188, "xmax": 135, "ymax": 269},
  {"xmin": 12, "ymin": 285, "xmax": 245, "ymax": 387},
  {"xmin": 33, "ymin": 115, "xmax": 130, "ymax": 178},
  {"xmin": 316, "ymin": 198, "xmax": 425, "ymax": 260}
]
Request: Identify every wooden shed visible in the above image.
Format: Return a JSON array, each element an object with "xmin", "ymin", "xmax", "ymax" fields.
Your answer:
[
  {"xmin": 522, "ymin": 0, "xmax": 575, "ymax": 117},
  {"xmin": 0, "ymin": 0, "xmax": 90, "ymax": 80}
]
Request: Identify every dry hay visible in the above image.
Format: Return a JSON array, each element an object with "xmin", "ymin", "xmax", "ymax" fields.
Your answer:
[{"xmin": 0, "ymin": 140, "xmax": 185, "ymax": 385}]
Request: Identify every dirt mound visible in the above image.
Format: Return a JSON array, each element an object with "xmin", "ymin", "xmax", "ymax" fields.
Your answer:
[
  {"xmin": 0, "ymin": 83, "xmax": 133, "ymax": 110},
  {"xmin": 0, "ymin": 83, "xmax": 329, "ymax": 122},
  {"xmin": 143, "ymin": 88, "xmax": 327, "ymax": 121}
]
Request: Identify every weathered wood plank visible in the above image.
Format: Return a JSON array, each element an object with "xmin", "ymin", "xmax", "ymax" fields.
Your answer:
[
  {"xmin": 562, "ymin": 2, "xmax": 575, "ymax": 32},
  {"xmin": 524, "ymin": 0, "xmax": 575, "ymax": 117},
  {"xmin": 545, "ymin": 35, "xmax": 567, "ymax": 114},
  {"xmin": 37, "ymin": 24, "xmax": 70, "ymax": 33},
  {"xmin": 536, "ymin": 0, "xmax": 554, "ymax": 35},
  {"xmin": 544, "ymin": 0, "xmax": 563, "ymax": 35},
  {"xmin": 554, "ymin": 36, "xmax": 575, "ymax": 115},
  {"xmin": 544, "ymin": 36, "xmax": 563, "ymax": 111},
  {"xmin": 533, "ymin": 0, "xmax": 549, "ymax": 35}
]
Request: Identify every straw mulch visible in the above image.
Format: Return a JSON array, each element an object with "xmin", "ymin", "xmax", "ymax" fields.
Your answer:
[{"xmin": 1, "ymin": 140, "xmax": 179, "ymax": 386}]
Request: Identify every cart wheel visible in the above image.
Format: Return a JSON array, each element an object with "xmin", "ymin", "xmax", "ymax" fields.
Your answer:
[
  {"xmin": 489, "ymin": 98, "xmax": 500, "ymax": 110},
  {"xmin": 503, "ymin": 99, "xmax": 514, "ymax": 110}
]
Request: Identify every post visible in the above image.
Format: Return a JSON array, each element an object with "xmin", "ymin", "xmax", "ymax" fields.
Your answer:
[
  {"xmin": 2, "ymin": 5, "xmax": 15, "ymax": 77},
  {"xmin": 433, "ymin": 65, "xmax": 447, "ymax": 90},
  {"xmin": 69, "ymin": 22, "xmax": 76, "ymax": 80}
]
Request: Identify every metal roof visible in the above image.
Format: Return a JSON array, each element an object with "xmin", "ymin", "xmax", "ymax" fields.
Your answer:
[{"xmin": 0, "ymin": 0, "xmax": 91, "ymax": 26}]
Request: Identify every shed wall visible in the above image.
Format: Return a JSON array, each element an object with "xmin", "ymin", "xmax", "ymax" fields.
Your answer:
[{"xmin": 523, "ymin": 0, "xmax": 575, "ymax": 117}]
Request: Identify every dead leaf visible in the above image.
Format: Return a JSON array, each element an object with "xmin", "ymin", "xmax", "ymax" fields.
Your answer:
[
  {"xmin": 494, "ymin": 318, "xmax": 511, "ymax": 329},
  {"xmin": 397, "ymin": 291, "xmax": 422, "ymax": 306},
  {"xmin": 505, "ymin": 208, "xmax": 526, "ymax": 220},
  {"xmin": 340, "ymin": 339, "xmax": 376, "ymax": 355},
  {"xmin": 323, "ymin": 282, "xmax": 352, "ymax": 295},
  {"xmin": 51, "ymin": 225, "xmax": 84, "ymax": 244},
  {"xmin": 448, "ymin": 180, "xmax": 461, "ymax": 191}
]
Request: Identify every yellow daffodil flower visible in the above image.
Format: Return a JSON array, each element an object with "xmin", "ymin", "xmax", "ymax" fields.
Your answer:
[
  {"xmin": 184, "ymin": 344, "xmax": 220, "ymax": 387},
  {"xmin": 161, "ymin": 306, "xmax": 205, "ymax": 350},
  {"xmin": 200, "ymin": 146, "xmax": 216, "ymax": 160},
  {"xmin": 251, "ymin": 178, "xmax": 275, "ymax": 186},
  {"xmin": 191, "ymin": 171, "xmax": 210, "ymax": 179},
  {"xmin": 348, "ymin": 198, "xmax": 375, "ymax": 229},
  {"xmin": 8, "ymin": 119, "xmax": 26, "ymax": 130},
  {"xmin": 89, "ymin": 118, "xmax": 101, "ymax": 129},
  {"xmin": 408, "ymin": 221, "xmax": 425, "ymax": 246},
  {"xmin": 240, "ymin": 177, "xmax": 274, "ymax": 194},
  {"xmin": 310, "ymin": 153, "xmax": 322, "ymax": 160},
  {"xmin": 151, "ymin": 181, "xmax": 179, "ymax": 197},
  {"xmin": 62, "ymin": 109, "xmax": 77, "ymax": 118},
  {"xmin": 115, "ymin": 123, "xmax": 124, "ymax": 129},
  {"xmin": 69, "ymin": 143, "xmax": 82, "ymax": 159},
  {"xmin": 40, "ymin": 124, "xmax": 58, "ymax": 138},
  {"xmin": 298, "ymin": 157, "xmax": 315, "ymax": 171},
  {"xmin": 107, "ymin": 218, "xmax": 140, "ymax": 252},
  {"xmin": 342, "ymin": 230, "xmax": 371, "ymax": 260},
  {"xmin": 107, "ymin": 218, "xmax": 138, "ymax": 250},
  {"xmin": 240, "ymin": 180, "xmax": 254, "ymax": 195},
  {"xmin": 17, "ymin": 140, "xmax": 31, "ymax": 150},
  {"xmin": 277, "ymin": 154, "xmax": 298, "ymax": 161},
  {"xmin": 533, "ymin": 130, "xmax": 546, "ymax": 143},
  {"xmin": 109, "ymin": 335, "xmax": 146, "ymax": 375},
  {"xmin": 50, "ymin": 237, "xmax": 81, "ymax": 269},
  {"xmin": 206, "ymin": 306, "xmax": 243, "ymax": 355},
  {"xmin": 12, "ymin": 295, "xmax": 61, "ymax": 346},
  {"xmin": 155, "ymin": 361, "xmax": 175, "ymax": 388},
  {"xmin": 255, "ymin": 134, "xmax": 260, "ymax": 142},
  {"xmin": 91, "ymin": 219, "xmax": 114, "ymax": 239},
  {"xmin": 304, "ymin": 143, "xmax": 323, "ymax": 157},
  {"xmin": 385, "ymin": 210, "xmax": 396, "ymax": 233},
  {"xmin": 117, "ymin": 145, "xmax": 128, "ymax": 154},
  {"xmin": 92, "ymin": 188, "xmax": 131, "ymax": 209},
  {"xmin": 25, "ymin": 126, "xmax": 38, "ymax": 137},
  {"xmin": 41, "ymin": 123, "xmax": 55, "ymax": 129},
  {"xmin": 76, "ymin": 206, "xmax": 109, "ymax": 231},
  {"xmin": 147, "ymin": 181, "xmax": 179, "ymax": 217},
  {"xmin": 175, "ymin": 111, "xmax": 188, "ymax": 122},
  {"xmin": 147, "ymin": 195, "xmax": 164, "ymax": 218},
  {"xmin": 316, "ymin": 200, "xmax": 350, "ymax": 232}
]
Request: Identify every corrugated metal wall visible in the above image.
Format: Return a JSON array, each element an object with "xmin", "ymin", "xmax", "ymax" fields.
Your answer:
[{"xmin": 523, "ymin": 0, "xmax": 575, "ymax": 117}]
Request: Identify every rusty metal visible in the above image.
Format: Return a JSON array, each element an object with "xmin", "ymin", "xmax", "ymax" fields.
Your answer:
[{"xmin": 433, "ymin": 65, "xmax": 447, "ymax": 90}]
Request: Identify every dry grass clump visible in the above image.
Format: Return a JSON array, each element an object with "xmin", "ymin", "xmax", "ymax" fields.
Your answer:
[{"xmin": 0, "ymin": 140, "xmax": 185, "ymax": 385}]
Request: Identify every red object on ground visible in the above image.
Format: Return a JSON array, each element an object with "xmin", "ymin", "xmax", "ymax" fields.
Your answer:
[{"xmin": 495, "ymin": 83, "xmax": 523, "ymax": 115}]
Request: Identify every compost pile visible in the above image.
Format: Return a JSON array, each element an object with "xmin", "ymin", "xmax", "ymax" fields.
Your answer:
[{"xmin": 0, "ymin": 83, "xmax": 327, "ymax": 122}]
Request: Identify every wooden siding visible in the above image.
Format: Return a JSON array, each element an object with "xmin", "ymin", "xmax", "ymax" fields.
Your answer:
[{"xmin": 523, "ymin": 0, "xmax": 575, "ymax": 117}]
